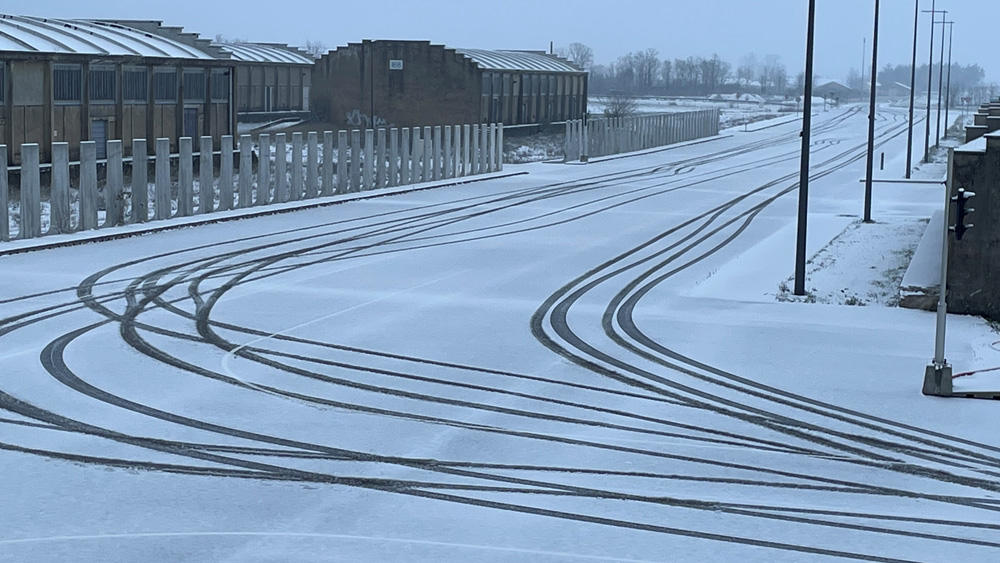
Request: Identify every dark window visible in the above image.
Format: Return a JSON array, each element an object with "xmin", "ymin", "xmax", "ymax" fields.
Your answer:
[
  {"xmin": 183, "ymin": 71, "xmax": 206, "ymax": 102},
  {"xmin": 123, "ymin": 67, "xmax": 147, "ymax": 102},
  {"xmin": 53, "ymin": 64, "xmax": 83, "ymax": 103},
  {"xmin": 0, "ymin": 63, "xmax": 5, "ymax": 103},
  {"xmin": 154, "ymin": 70, "xmax": 177, "ymax": 102},
  {"xmin": 482, "ymin": 73, "xmax": 491, "ymax": 96},
  {"xmin": 211, "ymin": 70, "xmax": 230, "ymax": 101},
  {"xmin": 89, "ymin": 66, "xmax": 116, "ymax": 102}
]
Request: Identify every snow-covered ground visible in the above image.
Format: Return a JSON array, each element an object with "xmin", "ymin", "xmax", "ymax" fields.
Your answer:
[{"xmin": 2, "ymin": 105, "xmax": 998, "ymax": 563}]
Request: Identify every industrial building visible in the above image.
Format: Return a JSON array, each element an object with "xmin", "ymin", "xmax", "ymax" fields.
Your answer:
[
  {"xmin": 312, "ymin": 40, "xmax": 588, "ymax": 129},
  {"xmin": 0, "ymin": 15, "xmax": 237, "ymax": 164},
  {"xmin": 214, "ymin": 42, "xmax": 314, "ymax": 122}
]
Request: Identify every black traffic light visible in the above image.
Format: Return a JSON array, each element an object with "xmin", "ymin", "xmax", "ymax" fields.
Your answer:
[{"xmin": 950, "ymin": 188, "xmax": 976, "ymax": 241}]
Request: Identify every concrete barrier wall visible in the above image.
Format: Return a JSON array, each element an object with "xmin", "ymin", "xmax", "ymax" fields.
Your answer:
[
  {"xmin": 0, "ymin": 122, "xmax": 504, "ymax": 243},
  {"xmin": 563, "ymin": 109, "xmax": 720, "ymax": 162}
]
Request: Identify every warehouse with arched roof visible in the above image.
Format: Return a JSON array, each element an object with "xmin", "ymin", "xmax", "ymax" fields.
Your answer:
[
  {"xmin": 312, "ymin": 40, "xmax": 587, "ymax": 129},
  {"xmin": 0, "ymin": 15, "xmax": 236, "ymax": 164},
  {"xmin": 214, "ymin": 42, "xmax": 314, "ymax": 121}
]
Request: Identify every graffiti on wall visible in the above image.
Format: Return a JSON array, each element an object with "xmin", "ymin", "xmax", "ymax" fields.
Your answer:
[{"xmin": 346, "ymin": 109, "xmax": 390, "ymax": 129}]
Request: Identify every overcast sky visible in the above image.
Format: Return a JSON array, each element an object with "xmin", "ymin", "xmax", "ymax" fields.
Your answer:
[{"xmin": 6, "ymin": 0, "xmax": 998, "ymax": 83}]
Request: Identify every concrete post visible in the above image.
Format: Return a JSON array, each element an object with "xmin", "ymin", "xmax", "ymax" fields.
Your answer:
[
  {"xmin": 399, "ymin": 127, "xmax": 413, "ymax": 186},
  {"xmin": 0, "ymin": 145, "xmax": 7, "ymax": 242},
  {"xmin": 363, "ymin": 129, "xmax": 374, "ymax": 191},
  {"xmin": 132, "ymin": 139, "xmax": 148, "ymax": 223},
  {"xmin": 376, "ymin": 128, "xmax": 387, "ymax": 189},
  {"xmin": 199, "ymin": 136, "xmax": 214, "ymax": 213},
  {"xmin": 105, "ymin": 140, "xmax": 124, "ymax": 227},
  {"xmin": 431, "ymin": 126, "xmax": 442, "ymax": 181},
  {"xmin": 336, "ymin": 130, "xmax": 347, "ymax": 194},
  {"xmin": 307, "ymin": 131, "xmax": 319, "ymax": 199},
  {"xmin": 50, "ymin": 143, "xmax": 71, "ymax": 234},
  {"xmin": 219, "ymin": 135, "xmax": 234, "ymax": 211},
  {"xmin": 291, "ymin": 132, "xmax": 303, "ymax": 200},
  {"xmin": 79, "ymin": 141, "xmax": 99, "ymax": 230},
  {"xmin": 443, "ymin": 126, "xmax": 452, "ymax": 180},
  {"xmin": 496, "ymin": 123, "xmax": 504, "ymax": 171},
  {"xmin": 412, "ymin": 129, "xmax": 424, "ymax": 183},
  {"xmin": 275, "ymin": 133, "xmax": 288, "ymax": 203},
  {"xmin": 238, "ymin": 135, "xmax": 252, "ymax": 208},
  {"xmin": 423, "ymin": 126, "xmax": 432, "ymax": 182},
  {"xmin": 453, "ymin": 125, "xmax": 463, "ymax": 177},
  {"xmin": 480, "ymin": 125, "xmax": 489, "ymax": 173},
  {"xmin": 19, "ymin": 144, "xmax": 40, "ymax": 239},
  {"xmin": 389, "ymin": 128, "xmax": 399, "ymax": 187},
  {"xmin": 258, "ymin": 134, "xmax": 272, "ymax": 205},
  {"xmin": 322, "ymin": 131, "xmax": 334, "ymax": 197},
  {"xmin": 462, "ymin": 124, "xmax": 471, "ymax": 177},
  {"xmin": 362, "ymin": 128, "xmax": 374, "ymax": 190},
  {"xmin": 350, "ymin": 130, "xmax": 361, "ymax": 192},
  {"xmin": 564, "ymin": 120, "xmax": 572, "ymax": 162},
  {"xmin": 154, "ymin": 138, "xmax": 171, "ymax": 221},
  {"xmin": 488, "ymin": 124, "xmax": 497, "ymax": 172},
  {"xmin": 471, "ymin": 125, "xmax": 480, "ymax": 175},
  {"xmin": 178, "ymin": 137, "xmax": 194, "ymax": 217}
]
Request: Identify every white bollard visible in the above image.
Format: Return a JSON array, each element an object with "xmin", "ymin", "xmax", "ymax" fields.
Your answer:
[
  {"xmin": 219, "ymin": 135, "xmax": 234, "ymax": 211},
  {"xmin": 178, "ymin": 138, "xmax": 194, "ymax": 217},
  {"xmin": 199, "ymin": 136, "xmax": 214, "ymax": 213},
  {"xmin": 50, "ymin": 143, "xmax": 71, "ymax": 234}
]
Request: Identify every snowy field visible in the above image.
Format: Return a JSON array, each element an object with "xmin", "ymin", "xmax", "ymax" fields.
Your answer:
[{"xmin": 2, "ymin": 105, "xmax": 999, "ymax": 563}]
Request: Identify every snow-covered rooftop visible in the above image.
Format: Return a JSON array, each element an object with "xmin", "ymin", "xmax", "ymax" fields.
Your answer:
[
  {"xmin": 0, "ymin": 15, "xmax": 214, "ymax": 59},
  {"xmin": 214, "ymin": 42, "xmax": 314, "ymax": 65},
  {"xmin": 455, "ymin": 48, "xmax": 584, "ymax": 74}
]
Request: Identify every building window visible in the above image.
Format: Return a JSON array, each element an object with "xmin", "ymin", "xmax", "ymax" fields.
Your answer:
[
  {"xmin": 89, "ymin": 65, "xmax": 116, "ymax": 103},
  {"xmin": 211, "ymin": 70, "xmax": 230, "ymax": 101},
  {"xmin": 482, "ymin": 72, "xmax": 492, "ymax": 97},
  {"xmin": 123, "ymin": 67, "xmax": 147, "ymax": 102},
  {"xmin": 53, "ymin": 64, "xmax": 83, "ymax": 103},
  {"xmin": 154, "ymin": 69, "xmax": 177, "ymax": 102},
  {"xmin": 183, "ymin": 71, "xmax": 206, "ymax": 102},
  {"xmin": 0, "ymin": 63, "xmax": 5, "ymax": 103}
]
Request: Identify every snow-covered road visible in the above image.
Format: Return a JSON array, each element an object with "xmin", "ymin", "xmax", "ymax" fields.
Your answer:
[{"xmin": 2, "ymin": 107, "xmax": 998, "ymax": 563}]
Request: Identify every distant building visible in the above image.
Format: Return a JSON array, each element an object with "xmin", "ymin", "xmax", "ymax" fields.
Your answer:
[
  {"xmin": 0, "ymin": 15, "xmax": 236, "ymax": 164},
  {"xmin": 213, "ymin": 42, "xmax": 314, "ymax": 122},
  {"xmin": 815, "ymin": 80, "xmax": 863, "ymax": 102},
  {"xmin": 312, "ymin": 40, "xmax": 588, "ymax": 129}
]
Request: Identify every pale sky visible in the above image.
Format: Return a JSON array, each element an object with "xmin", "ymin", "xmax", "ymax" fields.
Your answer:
[{"xmin": 5, "ymin": 0, "xmax": 998, "ymax": 83}]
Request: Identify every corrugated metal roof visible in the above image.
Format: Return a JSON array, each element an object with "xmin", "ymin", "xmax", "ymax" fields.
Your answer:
[
  {"xmin": 455, "ymin": 49, "xmax": 583, "ymax": 74},
  {"xmin": 214, "ymin": 42, "xmax": 314, "ymax": 65},
  {"xmin": 0, "ymin": 15, "xmax": 214, "ymax": 59}
]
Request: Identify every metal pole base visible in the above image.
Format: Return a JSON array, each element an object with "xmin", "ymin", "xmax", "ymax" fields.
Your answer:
[{"xmin": 922, "ymin": 363, "xmax": 953, "ymax": 396}]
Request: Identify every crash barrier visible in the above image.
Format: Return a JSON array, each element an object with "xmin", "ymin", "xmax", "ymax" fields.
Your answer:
[
  {"xmin": 563, "ymin": 109, "xmax": 720, "ymax": 161},
  {"xmin": 0, "ymin": 123, "xmax": 504, "ymax": 243}
]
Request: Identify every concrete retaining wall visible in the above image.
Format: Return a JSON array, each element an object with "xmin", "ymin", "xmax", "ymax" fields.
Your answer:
[
  {"xmin": 0, "ymin": 122, "xmax": 504, "ymax": 243},
  {"xmin": 563, "ymin": 109, "xmax": 720, "ymax": 162}
]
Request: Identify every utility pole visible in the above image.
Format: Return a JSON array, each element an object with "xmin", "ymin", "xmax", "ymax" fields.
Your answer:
[
  {"xmin": 905, "ymin": 0, "xmax": 919, "ymax": 179},
  {"xmin": 943, "ymin": 21, "xmax": 955, "ymax": 138},
  {"xmin": 861, "ymin": 37, "xmax": 866, "ymax": 87},
  {"xmin": 864, "ymin": 0, "xmax": 881, "ymax": 223},
  {"xmin": 935, "ymin": 10, "xmax": 948, "ymax": 148},
  {"xmin": 795, "ymin": 0, "xmax": 817, "ymax": 297},
  {"xmin": 922, "ymin": 1, "xmax": 939, "ymax": 163}
]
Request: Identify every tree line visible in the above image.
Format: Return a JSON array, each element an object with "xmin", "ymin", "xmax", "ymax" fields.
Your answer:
[{"xmin": 848, "ymin": 62, "xmax": 995, "ymax": 106}]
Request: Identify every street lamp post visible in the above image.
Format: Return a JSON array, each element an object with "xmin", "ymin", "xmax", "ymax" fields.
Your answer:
[
  {"xmin": 922, "ymin": 0, "xmax": 938, "ymax": 163},
  {"xmin": 864, "ymin": 0, "xmax": 881, "ymax": 223},
  {"xmin": 943, "ymin": 21, "xmax": 955, "ymax": 138},
  {"xmin": 935, "ymin": 11, "xmax": 948, "ymax": 148},
  {"xmin": 794, "ymin": 0, "xmax": 817, "ymax": 297},
  {"xmin": 905, "ymin": 0, "xmax": 919, "ymax": 179}
]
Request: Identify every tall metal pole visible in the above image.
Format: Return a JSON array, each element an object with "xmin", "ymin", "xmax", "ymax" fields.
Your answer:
[
  {"xmin": 935, "ymin": 11, "xmax": 948, "ymax": 148},
  {"xmin": 923, "ymin": 0, "xmax": 936, "ymax": 163},
  {"xmin": 943, "ymin": 21, "xmax": 955, "ymax": 138},
  {"xmin": 905, "ymin": 0, "xmax": 919, "ymax": 179},
  {"xmin": 861, "ymin": 38, "xmax": 866, "ymax": 87},
  {"xmin": 864, "ymin": 0, "xmax": 880, "ymax": 223},
  {"xmin": 794, "ymin": 0, "xmax": 816, "ymax": 297}
]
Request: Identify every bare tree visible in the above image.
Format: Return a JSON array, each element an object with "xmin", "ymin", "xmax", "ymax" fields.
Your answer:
[
  {"xmin": 737, "ymin": 53, "xmax": 759, "ymax": 90},
  {"xmin": 599, "ymin": 90, "xmax": 639, "ymax": 118},
  {"xmin": 633, "ymin": 48, "xmax": 660, "ymax": 93},
  {"xmin": 660, "ymin": 59, "xmax": 672, "ymax": 93},
  {"xmin": 304, "ymin": 40, "xmax": 328, "ymax": 58},
  {"xmin": 566, "ymin": 42, "xmax": 594, "ymax": 70}
]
